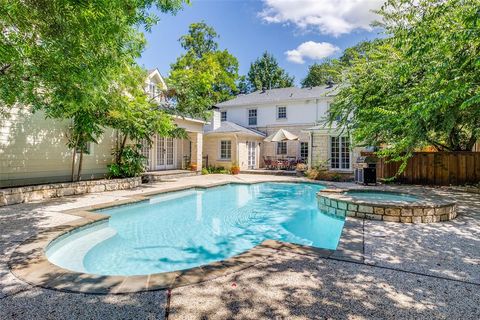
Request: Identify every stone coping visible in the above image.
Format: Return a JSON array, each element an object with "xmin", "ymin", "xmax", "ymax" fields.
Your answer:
[
  {"xmin": 0, "ymin": 177, "xmax": 142, "ymax": 207},
  {"xmin": 9, "ymin": 179, "xmax": 334, "ymax": 294},
  {"xmin": 318, "ymin": 188, "xmax": 457, "ymax": 223}
]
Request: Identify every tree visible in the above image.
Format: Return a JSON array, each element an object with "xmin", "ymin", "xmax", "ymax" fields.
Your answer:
[
  {"xmin": 0, "ymin": 0, "xmax": 188, "ymax": 180},
  {"xmin": 247, "ymin": 52, "xmax": 294, "ymax": 92},
  {"xmin": 168, "ymin": 22, "xmax": 239, "ymax": 118},
  {"xmin": 179, "ymin": 21, "xmax": 219, "ymax": 58},
  {"xmin": 301, "ymin": 60, "xmax": 342, "ymax": 87},
  {"xmin": 329, "ymin": 0, "xmax": 480, "ymax": 170}
]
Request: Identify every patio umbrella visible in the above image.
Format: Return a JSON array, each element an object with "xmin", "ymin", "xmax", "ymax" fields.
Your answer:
[{"xmin": 263, "ymin": 129, "xmax": 299, "ymax": 142}]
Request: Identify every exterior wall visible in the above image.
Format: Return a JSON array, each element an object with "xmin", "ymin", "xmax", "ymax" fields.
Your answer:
[
  {"xmin": 1, "ymin": 107, "xmax": 117, "ymax": 188},
  {"xmin": 1, "ymin": 107, "xmax": 205, "ymax": 188},
  {"xmin": 258, "ymin": 124, "xmax": 312, "ymax": 164},
  {"xmin": 310, "ymin": 131, "xmax": 363, "ymax": 171},
  {"xmin": 219, "ymin": 98, "xmax": 332, "ymax": 128},
  {"xmin": 203, "ymin": 134, "xmax": 262, "ymax": 170}
]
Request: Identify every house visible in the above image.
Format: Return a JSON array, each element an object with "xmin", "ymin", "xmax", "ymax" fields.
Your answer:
[
  {"xmin": 203, "ymin": 85, "xmax": 362, "ymax": 171},
  {"xmin": 0, "ymin": 69, "xmax": 204, "ymax": 188}
]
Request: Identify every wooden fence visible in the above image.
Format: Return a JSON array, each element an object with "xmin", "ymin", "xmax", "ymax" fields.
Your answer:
[{"xmin": 376, "ymin": 152, "xmax": 480, "ymax": 185}]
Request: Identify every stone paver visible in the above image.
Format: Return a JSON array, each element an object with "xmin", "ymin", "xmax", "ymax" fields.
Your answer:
[{"xmin": 0, "ymin": 174, "xmax": 479, "ymax": 319}]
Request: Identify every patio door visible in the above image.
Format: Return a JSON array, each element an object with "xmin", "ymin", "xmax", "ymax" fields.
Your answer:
[
  {"xmin": 247, "ymin": 141, "xmax": 256, "ymax": 169},
  {"xmin": 155, "ymin": 136, "xmax": 176, "ymax": 170}
]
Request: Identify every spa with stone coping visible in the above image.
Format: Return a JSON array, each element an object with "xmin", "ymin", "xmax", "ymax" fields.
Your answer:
[{"xmin": 318, "ymin": 188, "xmax": 457, "ymax": 223}]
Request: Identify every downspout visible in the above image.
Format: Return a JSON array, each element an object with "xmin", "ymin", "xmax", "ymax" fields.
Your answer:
[
  {"xmin": 315, "ymin": 99, "xmax": 319, "ymax": 123},
  {"xmin": 308, "ymin": 131, "xmax": 313, "ymax": 170}
]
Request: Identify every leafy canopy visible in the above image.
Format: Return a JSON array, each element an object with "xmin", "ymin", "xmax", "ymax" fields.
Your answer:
[
  {"xmin": 301, "ymin": 60, "xmax": 342, "ymax": 88},
  {"xmin": 168, "ymin": 22, "xmax": 239, "ymax": 118},
  {"xmin": 329, "ymin": 0, "xmax": 480, "ymax": 166},
  {"xmin": 247, "ymin": 51, "xmax": 294, "ymax": 92}
]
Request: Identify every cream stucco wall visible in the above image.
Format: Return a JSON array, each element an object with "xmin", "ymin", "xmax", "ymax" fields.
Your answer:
[
  {"xmin": 0, "ymin": 107, "xmax": 117, "ymax": 188},
  {"xmin": 1, "ymin": 108, "xmax": 205, "ymax": 187},
  {"xmin": 203, "ymin": 134, "xmax": 262, "ymax": 170}
]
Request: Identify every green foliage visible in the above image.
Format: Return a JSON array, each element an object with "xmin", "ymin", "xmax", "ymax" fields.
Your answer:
[
  {"xmin": 247, "ymin": 51, "xmax": 294, "ymax": 92},
  {"xmin": 329, "ymin": 0, "xmax": 480, "ymax": 168},
  {"xmin": 301, "ymin": 60, "xmax": 342, "ymax": 87},
  {"xmin": 203, "ymin": 166, "xmax": 229, "ymax": 174},
  {"xmin": 179, "ymin": 21, "xmax": 218, "ymax": 58},
  {"xmin": 168, "ymin": 22, "xmax": 239, "ymax": 118},
  {"xmin": 108, "ymin": 145, "xmax": 146, "ymax": 178},
  {"xmin": 0, "ymin": 0, "xmax": 188, "ymax": 179}
]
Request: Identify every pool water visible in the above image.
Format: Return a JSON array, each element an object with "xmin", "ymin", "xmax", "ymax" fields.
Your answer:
[
  {"xmin": 47, "ymin": 182, "xmax": 345, "ymax": 276},
  {"xmin": 345, "ymin": 191, "xmax": 419, "ymax": 203}
]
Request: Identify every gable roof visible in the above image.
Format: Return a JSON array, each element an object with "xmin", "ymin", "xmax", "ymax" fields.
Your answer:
[
  {"xmin": 205, "ymin": 121, "xmax": 266, "ymax": 137},
  {"xmin": 216, "ymin": 85, "xmax": 341, "ymax": 108},
  {"xmin": 147, "ymin": 68, "xmax": 167, "ymax": 90}
]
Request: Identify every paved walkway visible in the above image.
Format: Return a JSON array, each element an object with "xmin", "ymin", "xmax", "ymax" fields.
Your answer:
[{"xmin": 1, "ymin": 174, "xmax": 479, "ymax": 319}]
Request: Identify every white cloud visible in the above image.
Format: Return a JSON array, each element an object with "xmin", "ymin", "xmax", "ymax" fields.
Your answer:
[
  {"xmin": 260, "ymin": 0, "xmax": 384, "ymax": 37},
  {"xmin": 285, "ymin": 41, "xmax": 340, "ymax": 64}
]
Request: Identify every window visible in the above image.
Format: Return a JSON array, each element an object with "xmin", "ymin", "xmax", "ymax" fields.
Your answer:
[
  {"xmin": 330, "ymin": 136, "xmax": 350, "ymax": 170},
  {"xmin": 248, "ymin": 109, "xmax": 257, "ymax": 126},
  {"xmin": 148, "ymin": 82, "xmax": 156, "ymax": 98},
  {"xmin": 221, "ymin": 111, "xmax": 227, "ymax": 122},
  {"xmin": 75, "ymin": 142, "xmax": 92, "ymax": 155},
  {"xmin": 220, "ymin": 140, "xmax": 231, "ymax": 160},
  {"xmin": 277, "ymin": 106, "xmax": 287, "ymax": 119},
  {"xmin": 277, "ymin": 141, "xmax": 287, "ymax": 155},
  {"xmin": 300, "ymin": 142, "xmax": 308, "ymax": 159}
]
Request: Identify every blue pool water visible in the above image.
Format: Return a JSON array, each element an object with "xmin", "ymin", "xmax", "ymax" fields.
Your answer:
[
  {"xmin": 47, "ymin": 182, "xmax": 345, "ymax": 276},
  {"xmin": 345, "ymin": 191, "xmax": 419, "ymax": 203}
]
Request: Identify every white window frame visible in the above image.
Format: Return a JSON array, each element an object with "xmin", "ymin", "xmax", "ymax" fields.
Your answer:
[
  {"xmin": 220, "ymin": 111, "xmax": 227, "ymax": 122},
  {"xmin": 300, "ymin": 142, "xmax": 308, "ymax": 159},
  {"xmin": 330, "ymin": 136, "xmax": 351, "ymax": 170},
  {"xmin": 276, "ymin": 105, "xmax": 287, "ymax": 120},
  {"xmin": 75, "ymin": 142, "xmax": 92, "ymax": 155},
  {"xmin": 248, "ymin": 108, "xmax": 257, "ymax": 126},
  {"xmin": 219, "ymin": 140, "xmax": 232, "ymax": 160},
  {"xmin": 276, "ymin": 141, "xmax": 287, "ymax": 155}
]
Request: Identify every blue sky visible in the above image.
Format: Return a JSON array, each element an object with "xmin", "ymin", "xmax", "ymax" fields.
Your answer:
[{"xmin": 138, "ymin": 0, "xmax": 384, "ymax": 85}]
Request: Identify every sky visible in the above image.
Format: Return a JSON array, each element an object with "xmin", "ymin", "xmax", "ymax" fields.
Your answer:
[{"xmin": 138, "ymin": 0, "xmax": 385, "ymax": 85}]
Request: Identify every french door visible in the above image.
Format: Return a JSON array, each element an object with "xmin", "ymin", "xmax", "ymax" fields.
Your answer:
[
  {"xmin": 247, "ymin": 141, "xmax": 256, "ymax": 169},
  {"xmin": 156, "ymin": 136, "xmax": 176, "ymax": 170}
]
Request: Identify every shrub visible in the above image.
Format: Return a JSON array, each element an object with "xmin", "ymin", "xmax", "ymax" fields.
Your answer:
[
  {"xmin": 204, "ymin": 166, "xmax": 229, "ymax": 174},
  {"xmin": 108, "ymin": 145, "xmax": 146, "ymax": 178}
]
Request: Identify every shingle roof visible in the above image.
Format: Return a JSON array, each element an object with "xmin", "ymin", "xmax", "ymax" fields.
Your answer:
[
  {"xmin": 215, "ymin": 85, "xmax": 340, "ymax": 108},
  {"xmin": 205, "ymin": 121, "xmax": 266, "ymax": 137}
]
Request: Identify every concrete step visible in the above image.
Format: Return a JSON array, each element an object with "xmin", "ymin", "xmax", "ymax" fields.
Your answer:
[{"xmin": 142, "ymin": 171, "xmax": 198, "ymax": 183}]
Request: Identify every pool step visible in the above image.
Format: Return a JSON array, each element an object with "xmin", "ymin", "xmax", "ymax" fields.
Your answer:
[{"xmin": 142, "ymin": 170, "xmax": 198, "ymax": 183}]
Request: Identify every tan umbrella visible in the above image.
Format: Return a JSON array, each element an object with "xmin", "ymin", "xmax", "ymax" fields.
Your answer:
[{"xmin": 264, "ymin": 129, "xmax": 299, "ymax": 142}]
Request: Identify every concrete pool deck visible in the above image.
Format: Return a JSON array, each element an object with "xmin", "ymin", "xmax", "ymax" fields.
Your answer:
[{"xmin": 1, "ymin": 174, "xmax": 479, "ymax": 319}]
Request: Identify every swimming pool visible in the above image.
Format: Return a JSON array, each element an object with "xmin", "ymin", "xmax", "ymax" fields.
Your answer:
[{"xmin": 47, "ymin": 182, "xmax": 345, "ymax": 276}]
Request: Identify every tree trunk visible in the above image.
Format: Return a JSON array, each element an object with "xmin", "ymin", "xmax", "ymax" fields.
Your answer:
[
  {"xmin": 116, "ymin": 134, "xmax": 128, "ymax": 164},
  {"xmin": 76, "ymin": 150, "xmax": 84, "ymax": 182},
  {"xmin": 71, "ymin": 149, "xmax": 77, "ymax": 182}
]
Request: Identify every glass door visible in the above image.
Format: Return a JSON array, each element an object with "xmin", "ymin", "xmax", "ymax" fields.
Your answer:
[{"xmin": 247, "ymin": 141, "xmax": 256, "ymax": 169}]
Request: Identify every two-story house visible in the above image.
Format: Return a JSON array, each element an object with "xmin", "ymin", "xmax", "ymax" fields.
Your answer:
[{"xmin": 203, "ymin": 85, "xmax": 359, "ymax": 172}]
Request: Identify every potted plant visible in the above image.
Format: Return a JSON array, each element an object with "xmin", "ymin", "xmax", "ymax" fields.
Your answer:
[
  {"xmin": 189, "ymin": 163, "xmax": 197, "ymax": 172},
  {"xmin": 295, "ymin": 163, "xmax": 307, "ymax": 177},
  {"xmin": 230, "ymin": 163, "xmax": 240, "ymax": 175}
]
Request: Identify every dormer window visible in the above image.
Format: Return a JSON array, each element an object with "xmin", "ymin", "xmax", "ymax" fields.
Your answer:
[{"xmin": 149, "ymin": 82, "xmax": 157, "ymax": 98}]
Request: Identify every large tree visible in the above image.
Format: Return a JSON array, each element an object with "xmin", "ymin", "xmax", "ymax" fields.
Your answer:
[
  {"xmin": 168, "ymin": 22, "xmax": 239, "ymax": 118},
  {"xmin": 247, "ymin": 52, "xmax": 294, "ymax": 92},
  {"xmin": 301, "ymin": 60, "xmax": 342, "ymax": 88},
  {"xmin": 329, "ymin": 0, "xmax": 480, "ymax": 167},
  {"xmin": 0, "ymin": 0, "xmax": 188, "ymax": 180}
]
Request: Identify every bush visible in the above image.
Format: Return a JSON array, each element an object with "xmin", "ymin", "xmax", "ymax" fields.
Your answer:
[
  {"xmin": 203, "ymin": 166, "xmax": 229, "ymax": 174},
  {"xmin": 306, "ymin": 161, "xmax": 353, "ymax": 182},
  {"xmin": 108, "ymin": 145, "xmax": 146, "ymax": 178}
]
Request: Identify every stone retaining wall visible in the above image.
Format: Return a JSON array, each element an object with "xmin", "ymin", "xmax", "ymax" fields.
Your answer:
[
  {"xmin": 318, "ymin": 190, "xmax": 457, "ymax": 223},
  {"xmin": 0, "ymin": 177, "xmax": 141, "ymax": 207}
]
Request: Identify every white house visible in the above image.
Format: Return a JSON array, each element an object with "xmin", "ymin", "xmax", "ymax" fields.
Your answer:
[{"xmin": 203, "ymin": 85, "xmax": 360, "ymax": 171}]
